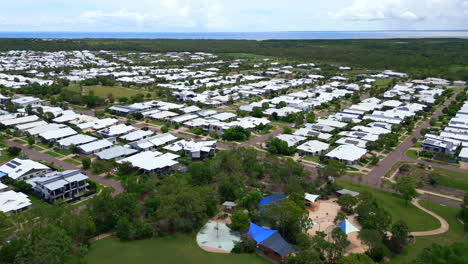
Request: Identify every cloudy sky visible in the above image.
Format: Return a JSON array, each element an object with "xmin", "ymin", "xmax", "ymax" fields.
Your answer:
[{"xmin": 0, "ymin": 0, "xmax": 467, "ymax": 32}]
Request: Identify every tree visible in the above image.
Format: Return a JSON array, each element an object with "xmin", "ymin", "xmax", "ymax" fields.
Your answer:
[
  {"xmin": 263, "ymin": 198, "xmax": 313, "ymax": 243},
  {"xmin": 230, "ymin": 211, "xmax": 250, "ymax": 231},
  {"xmin": 188, "ymin": 162, "xmax": 212, "ymax": 185},
  {"xmin": 222, "ymin": 126, "xmax": 250, "ymax": 141},
  {"xmin": 13, "ymin": 180, "xmax": 32, "ymax": 194},
  {"xmin": 387, "ymin": 220, "xmax": 409, "ymax": 254},
  {"xmin": 358, "ymin": 229, "xmax": 384, "ymax": 260},
  {"xmin": 117, "ymin": 161, "xmax": 136, "ymax": 175},
  {"xmin": 318, "ymin": 160, "xmax": 346, "ymax": 178},
  {"xmin": 267, "ymin": 137, "xmax": 296, "ymax": 156},
  {"xmin": 27, "ymin": 136, "xmax": 35, "ymax": 146},
  {"xmin": 15, "ymin": 225, "xmax": 73, "ymax": 264},
  {"xmin": 277, "ymin": 101, "xmax": 287, "ymax": 108},
  {"xmin": 339, "ymin": 254, "xmax": 375, "ymax": 264},
  {"xmin": 161, "ymin": 126, "xmax": 169, "ymax": 133},
  {"xmin": 252, "ymin": 107, "xmax": 263, "ymax": 118},
  {"xmin": 262, "ymin": 102, "xmax": 270, "ymax": 110},
  {"xmin": 283, "ymin": 126, "xmax": 293, "ymax": 134},
  {"xmin": 395, "ymin": 175, "xmax": 419, "ymax": 207},
  {"xmin": 81, "ymin": 157, "xmax": 91, "ymax": 170},
  {"xmin": 416, "ymin": 243, "xmax": 468, "ymax": 264},
  {"xmin": 286, "ymin": 249, "xmax": 323, "ymax": 264},
  {"xmin": 330, "ymin": 227, "xmax": 350, "ymax": 262},
  {"xmin": 7, "ymin": 146, "xmax": 21, "ymax": 157},
  {"xmin": 337, "ymin": 194, "xmax": 358, "ymax": 214},
  {"xmin": 0, "ymin": 239, "xmax": 26, "ymax": 263}
]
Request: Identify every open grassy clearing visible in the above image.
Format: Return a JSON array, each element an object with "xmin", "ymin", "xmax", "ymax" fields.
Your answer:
[
  {"xmin": 337, "ymin": 180, "xmax": 440, "ymax": 232},
  {"xmin": 397, "ymin": 165, "xmax": 468, "ymax": 191},
  {"xmin": 68, "ymin": 234, "xmax": 267, "ymax": 264},
  {"xmin": 66, "ymin": 85, "xmax": 148, "ymax": 98},
  {"xmin": 389, "ymin": 200, "xmax": 467, "ymax": 263}
]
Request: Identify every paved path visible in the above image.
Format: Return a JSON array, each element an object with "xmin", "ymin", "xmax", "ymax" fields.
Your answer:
[
  {"xmin": 410, "ymin": 199, "xmax": 449, "ymax": 236},
  {"xmin": 7, "ymin": 140, "xmax": 123, "ymax": 195}
]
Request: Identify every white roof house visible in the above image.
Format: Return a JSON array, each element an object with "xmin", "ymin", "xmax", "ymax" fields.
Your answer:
[
  {"xmin": 0, "ymin": 158, "xmax": 51, "ymax": 181},
  {"xmin": 294, "ymin": 128, "xmax": 332, "ymax": 141},
  {"xmin": 0, "ymin": 190, "xmax": 32, "ymax": 213},
  {"xmin": 1, "ymin": 115, "xmax": 39, "ymax": 127},
  {"xmin": 118, "ymin": 151, "xmax": 179, "ymax": 173},
  {"xmin": 326, "ymin": 145, "xmax": 367, "ymax": 165},
  {"xmin": 15, "ymin": 120, "xmax": 48, "ymax": 131},
  {"xmin": 297, "ymin": 140, "xmax": 330, "ymax": 156},
  {"xmin": 459, "ymin": 148, "xmax": 468, "ymax": 162},
  {"xmin": 120, "ymin": 130, "xmax": 154, "ymax": 142},
  {"xmin": 78, "ymin": 118, "xmax": 118, "ymax": 130},
  {"xmin": 211, "ymin": 112, "xmax": 237, "ymax": 121},
  {"xmin": 11, "ymin": 96, "xmax": 42, "ymax": 107},
  {"xmin": 163, "ymin": 140, "xmax": 217, "ymax": 159},
  {"xmin": 97, "ymin": 124, "xmax": 134, "ymax": 138},
  {"xmin": 150, "ymin": 111, "xmax": 179, "ymax": 120},
  {"xmin": 316, "ymin": 119, "xmax": 348, "ymax": 129},
  {"xmin": 57, "ymin": 134, "xmax": 98, "ymax": 148},
  {"xmin": 96, "ymin": 146, "xmax": 138, "ymax": 160},
  {"xmin": 336, "ymin": 137, "xmax": 368, "ymax": 149},
  {"xmin": 39, "ymin": 127, "xmax": 77, "ymax": 142},
  {"xmin": 26, "ymin": 124, "xmax": 66, "ymax": 136},
  {"xmin": 78, "ymin": 139, "xmax": 114, "ymax": 155},
  {"xmin": 170, "ymin": 114, "xmax": 198, "ymax": 124},
  {"xmin": 129, "ymin": 133, "xmax": 178, "ymax": 150},
  {"xmin": 276, "ymin": 134, "xmax": 307, "ymax": 147}
]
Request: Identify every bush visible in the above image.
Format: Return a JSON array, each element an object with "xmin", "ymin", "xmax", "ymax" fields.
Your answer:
[
  {"xmin": 7, "ymin": 146, "xmax": 21, "ymax": 157},
  {"xmin": 231, "ymin": 237, "xmax": 254, "ymax": 254}
]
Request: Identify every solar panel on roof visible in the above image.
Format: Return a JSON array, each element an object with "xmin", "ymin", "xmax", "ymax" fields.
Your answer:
[
  {"xmin": 346, "ymin": 139, "xmax": 359, "ymax": 145},
  {"xmin": 10, "ymin": 160, "xmax": 21, "ymax": 166},
  {"xmin": 5, "ymin": 163, "xmax": 16, "ymax": 169},
  {"xmin": 355, "ymin": 132, "xmax": 366, "ymax": 137}
]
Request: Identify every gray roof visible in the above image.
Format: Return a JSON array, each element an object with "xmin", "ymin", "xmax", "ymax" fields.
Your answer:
[
  {"xmin": 96, "ymin": 146, "xmax": 138, "ymax": 160},
  {"xmin": 337, "ymin": 189, "xmax": 360, "ymax": 197}
]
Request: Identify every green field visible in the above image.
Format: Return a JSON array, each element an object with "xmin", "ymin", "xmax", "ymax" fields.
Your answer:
[
  {"xmin": 44, "ymin": 151, "xmax": 63, "ymax": 158},
  {"xmin": 337, "ymin": 180, "xmax": 440, "ymax": 232},
  {"xmin": 405, "ymin": 150, "xmax": 419, "ymax": 159},
  {"xmin": 389, "ymin": 200, "xmax": 467, "ymax": 263},
  {"xmin": 66, "ymin": 85, "xmax": 148, "ymax": 98},
  {"xmin": 69, "ymin": 235, "xmax": 267, "ymax": 264}
]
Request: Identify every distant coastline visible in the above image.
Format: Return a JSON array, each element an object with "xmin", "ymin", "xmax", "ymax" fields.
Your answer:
[{"xmin": 0, "ymin": 30, "xmax": 467, "ymax": 40}]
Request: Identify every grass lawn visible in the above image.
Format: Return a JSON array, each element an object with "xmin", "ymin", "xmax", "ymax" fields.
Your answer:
[
  {"xmin": 64, "ymin": 158, "xmax": 81, "ymax": 166},
  {"xmin": 389, "ymin": 200, "xmax": 467, "ymax": 263},
  {"xmin": 406, "ymin": 150, "xmax": 419, "ymax": 159},
  {"xmin": 337, "ymin": 180, "xmax": 440, "ymax": 232},
  {"xmin": 68, "ymin": 235, "xmax": 268, "ymax": 264},
  {"xmin": 433, "ymin": 167, "xmax": 468, "ymax": 181},
  {"xmin": 44, "ymin": 151, "xmax": 63, "ymax": 158},
  {"xmin": 54, "ymin": 148, "xmax": 73, "ymax": 156},
  {"xmin": 31, "ymin": 145, "xmax": 45, "ymax": 151},
  {"xmin": 66, "ymin": 85, "xmax": 148, "ymax": 98}
]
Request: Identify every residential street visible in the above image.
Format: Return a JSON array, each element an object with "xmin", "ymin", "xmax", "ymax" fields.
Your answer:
[{"xmin": 6, "ymin": 140, "xmax": 124, "ymax": 195}]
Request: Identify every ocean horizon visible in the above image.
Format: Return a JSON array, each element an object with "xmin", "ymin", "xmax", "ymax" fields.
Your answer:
[{"xmin": 0, "ymin": 30, "xmax": 468, "ymax": 40}]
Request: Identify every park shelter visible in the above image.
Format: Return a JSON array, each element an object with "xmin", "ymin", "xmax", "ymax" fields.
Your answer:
[
  {"xmin": 247, "ymin": 223, "xmax": 296, "ymax": 263},
  {"xmin": 258, "ymin": 193, "xmax": 288, "ymax": 211},
  {"xmin": 196, "ymin": 221, "xmax": 241, "ymax": 253},
  {"xmin": 304, "ymin": 193, "xmax": 320, "ymax": 211},
  {"xmin": 339, "ymin": 219, "xmax": 360, "ymax": 235}
]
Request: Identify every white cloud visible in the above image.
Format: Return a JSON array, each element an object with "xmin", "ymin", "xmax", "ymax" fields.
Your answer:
[
  {"xmin": 329, "ymin": 0, "xmax": 421, "ymax": 21},
  {"xmin": 0, "ymin": 16, "xmax": 6, "ymax": 25},
  {"xmin": 331, "ymin": 0, "xmax": 468, "ymax": 28}
]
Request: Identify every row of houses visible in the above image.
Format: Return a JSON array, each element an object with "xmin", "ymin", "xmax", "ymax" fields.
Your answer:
[{"xmin": 423, "ymin": 100, "xmax": 468, "ymax": 162}]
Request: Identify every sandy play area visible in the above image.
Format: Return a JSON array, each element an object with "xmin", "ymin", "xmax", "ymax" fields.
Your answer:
[{"xmin": 307, "ymin": 198, "xmax": 368, "ymax": 255}]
